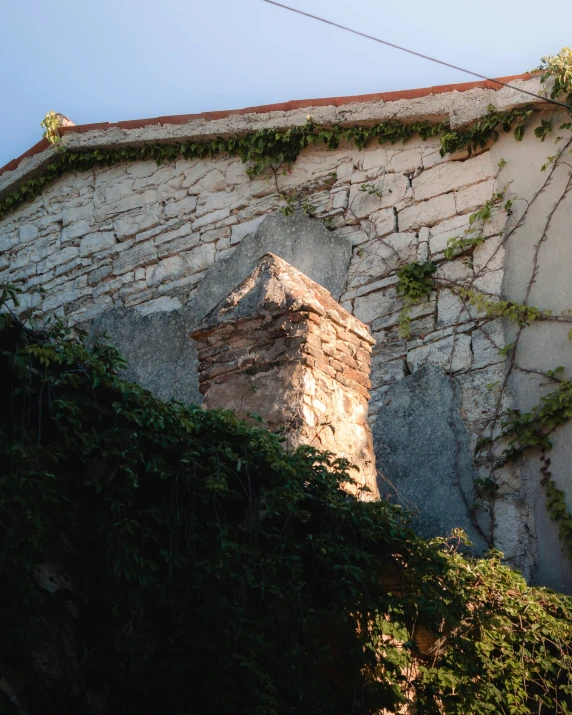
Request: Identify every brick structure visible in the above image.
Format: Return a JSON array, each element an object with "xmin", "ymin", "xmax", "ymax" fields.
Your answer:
[{"xmin": 191, "ymin": 253, "xmax": 378, "ymax": 497}]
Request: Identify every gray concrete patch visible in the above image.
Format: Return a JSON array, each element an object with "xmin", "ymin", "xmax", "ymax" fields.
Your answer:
[
  {"xmin": 89, "ymin": 210, "xmax": 351, "ymax": 406},
  {"xmin": 90, "ymin": 307, "xmax": 201, "ymax": 405},
  {"xmin": 373, "ymin": 364, "xmax": 490, "ymax": 552},
  {"xmin": 186, "ymin": 209, "xmax": 352, "ymax": 323}
]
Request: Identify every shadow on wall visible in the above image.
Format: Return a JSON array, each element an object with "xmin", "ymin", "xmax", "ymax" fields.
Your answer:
[
  {"xmin": 373, "ymin": 364, "xmax": 491, "ymax": 554},
  {"xmin": 89, "ymin": 210, "xmax": 352, "ymax": 404}
]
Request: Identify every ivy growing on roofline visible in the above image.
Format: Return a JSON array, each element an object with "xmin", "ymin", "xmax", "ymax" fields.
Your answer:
[
  {"xmin": 3, "ymin": 45, "xmax": 571, "ymax": 225},
  {"xmin": 0, "ymin": 104, "xmax": 535, "ymax": 222}
]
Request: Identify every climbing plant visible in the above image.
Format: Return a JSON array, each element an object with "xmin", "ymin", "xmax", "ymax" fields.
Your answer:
[
  {"xmin": 536, "ymin": 46, "xmax": 572, "ymax": 106},
  {"xmin": 390, "ymin": 81, "xmax": 572, "ymax": 559},
  {"xmin": 40, "ymin": 110, "xmax": 61, "ymax": 145},
  {"xmin": 0, "ymin": 105, "xmax": 536, "ymax": 223},
  {"xmin": 1, "ymin": 291, "xmax": 572, "ymax": 715}
]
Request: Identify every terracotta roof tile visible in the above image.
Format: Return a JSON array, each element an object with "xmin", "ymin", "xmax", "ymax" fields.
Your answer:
[{"xmin": 0, "ymin": 73, "xmax": 533, "ymax": 179}]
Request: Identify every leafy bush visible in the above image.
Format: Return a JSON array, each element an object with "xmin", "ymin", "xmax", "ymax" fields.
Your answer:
[{"xmin": 1, "ymin": 303, "xmax": 571, "ymax": 714}]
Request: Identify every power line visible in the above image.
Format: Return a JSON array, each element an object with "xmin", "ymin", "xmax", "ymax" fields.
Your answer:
[{"xmin": 261, "ymin": 0, "xmax": 572, "ymax": 111}]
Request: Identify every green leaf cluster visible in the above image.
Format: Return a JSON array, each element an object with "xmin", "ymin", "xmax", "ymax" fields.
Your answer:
[
  {"xmin": 396, "ymin": 263, "xmax": 437, "ymax": 338},
  {"xmin": 40, "ymin": 110, "xmax": 61, "ymax": 145},
  {"xmin": 456, "ymin": 289, "xmax": 552, "ymax": 327},
  {"xmin": 1, "ymin": 294, "xmax": 572, "ymax": 713},
  {"xmin": 0, "ymin": 106, "xmax": 535, "ymax": 223},
  {"xmin": 440, "ymin": 104, "xmax": 533, "ymax": 153},
  {"xmin": 536, "ymin": 47, "xmax": 572, "ymax": 107},
  {"xmin": 396, "ymin": 262, "xmax": 437, "ymax": 302},
  {"xmin": 444, "ymin": 191, "xmax": 508, "ymax": 260}
]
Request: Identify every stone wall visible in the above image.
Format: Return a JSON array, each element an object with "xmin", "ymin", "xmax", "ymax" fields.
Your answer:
[{"xmin": 2, "ymin": 102, "xmax": 572, "ymax": 589}]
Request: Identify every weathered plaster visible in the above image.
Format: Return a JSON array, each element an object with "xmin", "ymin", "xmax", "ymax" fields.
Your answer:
[
  {"xmin": 491, "ymin": 112, "xmax": 572, "ymax": 591},
  {"xmin": 374, "ymin": 364, "xmax": 490, "ymax": 551}
]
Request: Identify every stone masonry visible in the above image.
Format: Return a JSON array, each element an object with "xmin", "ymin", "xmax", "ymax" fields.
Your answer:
[
  {"xmin": 2, "ymin": 78, "xmax": 572, "ymax": 589},
  {"xmin": 191, "ymin": 253, "xmax": 378, "ymax": 497}
]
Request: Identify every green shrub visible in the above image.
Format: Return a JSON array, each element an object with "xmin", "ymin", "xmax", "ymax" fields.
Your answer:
[{"xmin": 0, "ymin": 303, "xmax": 571, "ymax": 714}]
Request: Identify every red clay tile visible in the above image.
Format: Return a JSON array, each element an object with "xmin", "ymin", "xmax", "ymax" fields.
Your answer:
[
  {"xmin": 18, "ymin": 138, "xmax": 50, "ymax": 160},
  {"xmin": 0, "ymin": 73, "xmax": 537, "ymax": 179},
  {"xmin": 335, "ymin": 93, "xmax": 384, "ymax": 106},
  {"xmin": 382, "ymin": 86, "xmax": 442, "ymax": 102},
  {"xmin": 0, "ymin": 159, "xmax": 19, "ymax": 177},
  {"xmin": 60, "ymin": 122, "xmax": 112, "ymax": 134},
  {"xmin": 158, "ymin": 113, "xmax": 204, "ymax": 125},
  {"xmin": 117, "ymin": 118, "xmax": 162, "ymax": 130},
  {"xmin": 0, "ymin": 139, "xmax": 50, "ymax": 178}
]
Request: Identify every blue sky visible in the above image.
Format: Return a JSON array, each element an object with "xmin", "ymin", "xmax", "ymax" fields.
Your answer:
[{"xmin": 1, "ymin": 0, "xmax": 571, "ymax": 167}]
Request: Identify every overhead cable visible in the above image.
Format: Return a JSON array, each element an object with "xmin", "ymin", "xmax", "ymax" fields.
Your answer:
[{"xmin": 261, "ymin": 0, "xmax": 572, "ymax": 111}]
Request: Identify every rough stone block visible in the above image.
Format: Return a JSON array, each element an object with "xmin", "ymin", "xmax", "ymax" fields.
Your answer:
[
  {"xmin": 88, "ymin": 265, "xmax": 113, "ymax": 286},
  {"xmin": 146, "ymin": 255, "xmax": 190, "ymax": 287},
  {"xmin": 195, "ymin": 192, "xmax": 237, "ymax": 218},
  {"xmin": 62, "ymin": 219, "xmax": 92, "ymax": 243},
  {"xmin": 156, "ymin": 232, "xmax": 198, "ymax": 259},
  {"xmin": 412, "ymin": 152, "xmax": 495, "ymax": 202},
  {"xmin": 186, "ymin": 168, "xmax": 226, "ymax": 194},
  {"xmin": 455, "ymin": 179, "xmax": 495, "ymax": 215},
  {"xmin": 354, "ymin": 286, "xmax": 401, "ymax": 325},
  {"xmin": 472, "ymin": 269, "xmax": 503, "ymax": 295},
  {"xmin": 435, "ymin": 257, "xmax": 473, "ymax": 284},
  {"xmin": 388, "ymin": 146, "xmax": 423, "ymax": 173},
  {"xmin": 472, "ymin": 319, "xmax": 505, "ymax": 368},
  {"xmin": 79, "ymin": 231, "xmax": 116, "ymax": 257},
  {"xmin": 136, "ymin": 296, "xmax": 182, "ymax": 316},
  {"xmin": 437, "ymin": 287, "xmax": 475, "ymax": 326},
  {"xmin": 349, "ymin": 174, "xmax": 408, "ymax": 216},
  {"xmin": 96, "ymin": 189, "xmax": 157, "ymax": 221},
  {"xmin": 456, "ymin": 363, "xmax": 507, "ymax": 431},
  {"xmin": 164, "ymin": 195, "xmax": 198, "ymax": 219},
  {"xmin": 473, "ymin": 234, "xmax": 505, "ymax": 273},
  {"xmin": 113, "ymin": 209, "xmax": 161, "ymax": 241},
  {"xmin": 19, "ymin": 224, "xmax": 39, "ymax": 244},
  {"xmin": 347, "ymin": 233, "xmax": 418, "ymax": 289},
  {"xmin": 429, "ymin": 214, "xmax": 471, "ymax": 255},
  {"xmin": 191, "ymin": 208, "xmax": 230, "ymax": 231},
  {"xmin": 369, "ymin": 207, "xmax": 397, "ymax": 237},
  {"xmin": 370, "ymin": 355, "xmax": 406, "ymax": 387},
  {"xmin": 407, "ymin": 332, "xmax": 472, "ymax": 373},
  {"xmin": 43, "ymin": 285, "xmax": 91, "ymax": 312},
  {"xmin": 113, "ymin": 241, "xmax": 157, "ymax": 276},
  {"xmin": 62, "ymin": 204, "xmax": 92, "ymax": 227},
  {"xmin": 37, "ymin": 246, "xmax": 79, "ymax": 274},
  {"xmin": 398, "ymin": 194, "xmax": 456, "ymax": 231}
]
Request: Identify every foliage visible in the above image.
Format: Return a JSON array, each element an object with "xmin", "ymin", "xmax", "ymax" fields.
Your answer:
[
  {"xmin": 462, "ymin": 280, "xmax": 572, "ymax": 560},
  {"xmin": 1, "ymin": 296, "xmax": 572, "ymax": 714},
  {"xmin": 541, "ymin": 454, "xmax": 572, "ymax": 557},
  {"xmin": 279, "ymin": 189, "xmax": 318, "ymax": 218},
  {"xmin": 440, "ymin": 104, "xmax": 533, "ymax": 153},
  {"xmin": 489, "ymin": 379, "xmax": 572, "ymax": 560},
  {"xmin": 444, "ymin": 191, "xmax": 509, "ymax": 260},
  {"xmin": 455, "ymin": 288, "xmax": 552, "ymax": 327},
  {"xmin": 40, "ymin": 110, "xmax": 61, "ymax": 145},
  {"xmin": 0, "ymin": 106, "xmax": 535, "ymax": 222},
  {"xmin": 536, "ymin": 47, "xmax": 572, "ymax": 107},
  {"xmin": 396, "ymin": 262, "xmax": 437, "ymax": 303},
  {"xmin": 498, "ymin": 380, "xmax": 572, "ymax": 460},
  {"xmin": 396, "ymin": 263, "xmax": 437, "ymax": 338}
]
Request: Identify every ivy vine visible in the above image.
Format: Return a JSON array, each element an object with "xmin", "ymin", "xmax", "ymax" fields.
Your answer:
[
  {"xmin": 1, "ymin": 289, "xmax": 572, "ymax": 714},
  {"xmin": 392, "ymin": 119, "xmax": 572, "ymax": 560},
  {"xmin": 0, "ymin": 105, "xmax": 535, "ymax": 223},
  {"xmin": 40, "ymin": 110, "xmax": 61, "ymax": 145}
]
